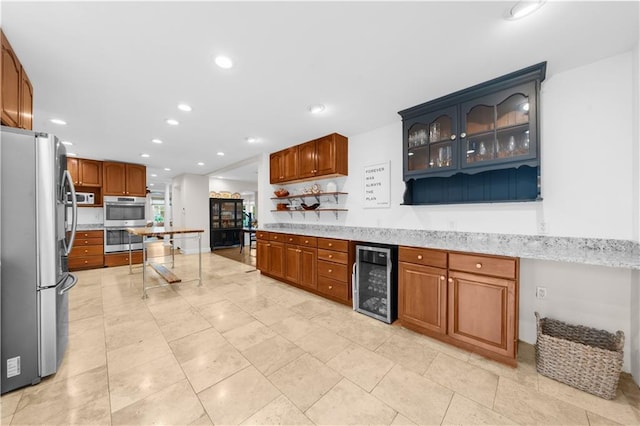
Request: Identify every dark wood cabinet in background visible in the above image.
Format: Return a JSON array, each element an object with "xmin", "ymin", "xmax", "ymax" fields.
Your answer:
[
  {"xmin": 1, "ymin": 30, "xmax": 33, "ymax": 130},
  {"xmin": 209, "ymin": 198, "xmax": 243, "ymax": 250},
  {"xmin": 103, "ymin": 162, "xmax": 146, "ymax": 196}
]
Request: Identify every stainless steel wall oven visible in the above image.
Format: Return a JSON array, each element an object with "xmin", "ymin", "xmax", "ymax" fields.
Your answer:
[
  {"xmin": 104, "ymin": 228, "xmax": 143, "ymax": 253},
  {"xmin": 103, "ymin": 196, "xmax": 146, "ymax": 228}
]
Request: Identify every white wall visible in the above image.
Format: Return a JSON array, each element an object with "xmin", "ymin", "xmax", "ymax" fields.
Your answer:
[
  {"xmin": 171, "ymin": 174, "xmax": 209, "ymax": 254},
  {"xmin": 630, "ymin": 40, "xmax": 640, "ymax": 381}
]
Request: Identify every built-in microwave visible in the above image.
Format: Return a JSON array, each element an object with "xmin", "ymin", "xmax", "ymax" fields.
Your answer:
[
  {"xmin": 103, "ymin": 196, "xmax": 147, "ymax": 228},
  {"xmin": 67, "ymin": 192, "xmax": 95, "ymax": 205}
]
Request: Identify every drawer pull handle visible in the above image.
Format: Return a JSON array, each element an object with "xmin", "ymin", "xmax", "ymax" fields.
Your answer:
[
  {"xmin": 274, "ymin": 236, "xmax": 278, "ymax": 240},
  {"xmin": 85, "ymin": 241, "xmax": 89, "ymax": 244},
  {"xmin": 84, "ymin": 250, "xmax": 88, "ymax": 253},
  {"xmin": 328, "ymin": 254, "xmax": 333, "ymax": 259},
  {"xmin": 328, "ymin": 243, "xmax": 333, "ymax": 247},
  {"xmin": 328, "ymin": 285, "xmax": 333, "ymax": 290},
  {"xmin": 448, "ymin": 278, "xmax": 453, "ymax": 283},
  {"xmin": 440, "ymin": 275, "xmax": 445, "ymax": 280},
  {"xmin": 305, "ymin": 240, "xmax": 309, "ymax": 244},
  {"xmin": 475, "ymin": 263, "xmax": 482, "ymax": 269},
  {"xmin": 289, "ymin": 238, "xmax": 293, "ymax": 242},
  {"xmin": 328, "ymin": 269, "xmax": 332, "ymax": 273},
  {"xmin": 84, "ymin": 260, "xmax": 88, "ymax": 264},
  {"xmin": 297, "ymin": 249, "xmax": 301, "ymax": 253},
  {"xmin": 417, "ymin": 255, "xmax": 423, "ymax": 260},
  {"xmin": 267, "ymin": 243, "xmax": 271, "ymax": 247}
]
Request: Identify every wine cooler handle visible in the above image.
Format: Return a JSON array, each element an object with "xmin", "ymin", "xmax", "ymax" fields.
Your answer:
[{"xmin": 351, "ymin": 262, "xmax": 358, "ymax": 311}]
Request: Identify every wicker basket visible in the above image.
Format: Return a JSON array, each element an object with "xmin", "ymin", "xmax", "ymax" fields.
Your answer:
[{"xmin": 535, "ymin": 312, "xmax": 624, "ymax": 400}]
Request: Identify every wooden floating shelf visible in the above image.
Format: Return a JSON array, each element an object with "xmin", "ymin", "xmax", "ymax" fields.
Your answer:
[
  {"xmin": 270, "ymin": 208, "xmax": 348, "ymax": 219},
  {"xmin": 271, "ymin": 191, "xmax": 348, "ymax": 201}
]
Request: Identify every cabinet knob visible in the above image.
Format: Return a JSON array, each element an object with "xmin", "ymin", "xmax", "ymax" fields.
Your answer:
[
  {"xmin": 448, "ymin": 278, "xmax": 453, "ymax": 283},
  {"xmin": 328, "ymin": 285, "xmax": 333, "ymax": 290},
  {"xmin": 328, "ymin": 243, "xmax": 333, "ymax": 247},
  {"xmin": 84, "ymin": 260, "xmax": 88, "ymax": 264},
  {"xmin": 440, "ymin": 275, "xmax": 445, "ymax": 280},
  {"xmin": 304, "ymin": 240, "xmax": 309, "ymax": 244},
  {"xmin": 79, "ymin": 181, "xmax": 83, "ymax": 185},
  {"xmin": 450, "ymin": 134, "xmax": 456, "ymax": 140},
  {"xmin": 297, "ymin": 249, "xmax": 301, "ymax": 253},
  {"xmin": 273, "ymin": 236, "xmax": 278, "ymax": 240},
  {"xmin": 289, "ymin": 238, "xmax": 293, "ymax": 242},
  {"xmin": 328, "ymin": 254, "xmax": 333, "ymax": 259},
  {"xmin": 328, "ymin": 269, "xmax": 332, "ymax": 273},
  {"xmin": 460, "ymin": 132, "xmax": 467, "ymax": 138},
  {"xmin": 84, "ymin": 250, "xmax": 88, "ymax": 253},
  {"xmin": 475, "ymin": 263, "xmax": 482, "ymax": 269},
  {"xmin": 85, "ymin": 241, "xmax": 89, "ymax": 244},
  {"xmin": 267, "ymin": 243, "xmax": 271, "ymax": 247},
  {"xmin": 417, "ymin": 255, "xmax": 423, "ymax": 260}
]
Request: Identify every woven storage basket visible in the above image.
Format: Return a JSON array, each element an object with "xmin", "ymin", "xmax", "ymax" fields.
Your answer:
[{"xmin": 535, "ymin": 312, "xmax": 624, "ymax": 400}]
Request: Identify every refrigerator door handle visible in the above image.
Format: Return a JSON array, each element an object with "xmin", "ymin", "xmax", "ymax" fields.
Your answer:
[
  {"xmin": 63, "ymin": 170, "xmax": 78, "ymax": 255},
  {"xmin": 58, "ymin": 273, "xmax": 78, "ymax": 295}
]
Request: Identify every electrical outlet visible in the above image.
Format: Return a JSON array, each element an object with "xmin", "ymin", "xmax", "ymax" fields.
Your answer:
[
  {"xmin": 536, "ymin": 286, "xmax": 547, "ymax": 299},
  {"xmin": 538, "ymin": 221, "xmax": 548, "ymax": 234}
]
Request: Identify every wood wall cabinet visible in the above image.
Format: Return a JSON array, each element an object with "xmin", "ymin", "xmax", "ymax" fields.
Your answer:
[
  {"xmin": 68, "ymin": 230, "xmax": 104, "ymax": 271},
  {"xmin": 1, "ymin": 30, "xmax": 33, "ymax": 130},
  {"xmin": 398, "ymin": 246, "xmax": 519, "ymax": 365},
  {"xmin": 256, "ymin": 231, "xmax": 285, "ymax": 279},
  {"xmin": 104, "ymin": 250, "xmax": 143, "ymax": 267},
  {"xmin": 103, "ymin": 162, "xmax": 146, "ymax": 196},
  {"xmin": 68, "ymin": 158, "xmax": 102, "ymax": 187},
  {"xmin": 284, "ymin": 234, "xmax": 317, "ymax": 291},
  {"xmin": 270, "ymin": 147, "xmax": 299, "ymax": 184},
  {"xmin": 398, "ymin": 247, "xmax": 448, "ymax": 335}
]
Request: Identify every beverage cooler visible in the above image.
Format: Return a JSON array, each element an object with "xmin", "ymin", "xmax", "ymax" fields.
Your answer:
[{"xmin": 353, "ymin": 244, "xmax": 398, "ymax": 324}]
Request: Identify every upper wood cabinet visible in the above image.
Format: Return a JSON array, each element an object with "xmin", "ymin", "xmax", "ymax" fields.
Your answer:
[
  {"xmin": 1, "ymin": 30, "xmax": 33, "ymax": 130},
  {"xmin": 68, "ymin": 158, "xmax": 102, "ymax": 187},
  {"xmin": 270, "ymin": 146, "xmax": 298, "ymax": 184},
  {"xmin": 103, "ymin": 162, "xmax": 146, "ymax": 196},
  {"xmin": 269, "ymin": 132, "xmax": 348, "ymax": 184},
  {"xmin": 298, "ymin": 133, "xmax": 348, "ymax": 179}
]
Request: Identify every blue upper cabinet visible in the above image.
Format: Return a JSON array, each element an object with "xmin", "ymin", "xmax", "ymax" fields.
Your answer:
[{"xmin": 399, "ymin": 63, "xmax": 546, "ymax": 204}]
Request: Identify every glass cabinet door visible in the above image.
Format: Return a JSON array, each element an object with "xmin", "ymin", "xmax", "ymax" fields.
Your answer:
[
  {"xmin": 221, "ymin": 201, "xmax": 236, "ymax": 229},
  {"xmin": 405, "ymin": 106, "xmax": 457, "ymax": 175},
  {"xmin": 461, "ymin": 82, "xmax": 536, "ymax": 169},
  {"xmin": 210, "ymin": 200, "xmax": 220, "ymax": 229}
]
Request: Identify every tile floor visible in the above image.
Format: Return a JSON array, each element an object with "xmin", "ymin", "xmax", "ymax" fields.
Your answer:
[{"xmin": 1, "ymin": 252, "xmax": 639, "ymax": 425}]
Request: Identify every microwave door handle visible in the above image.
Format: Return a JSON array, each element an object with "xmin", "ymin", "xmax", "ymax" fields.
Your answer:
[{"xmin": 63, "ymin": 170, "xmax": 78, "ymax": 255}]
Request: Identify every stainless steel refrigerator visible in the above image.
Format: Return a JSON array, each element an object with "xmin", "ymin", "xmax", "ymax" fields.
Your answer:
[{"xmin": 1, "ymin": 126, "xmax": 78, "ymax": 394}]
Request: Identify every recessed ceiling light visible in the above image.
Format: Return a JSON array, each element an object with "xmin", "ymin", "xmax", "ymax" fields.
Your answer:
[
  {"xmin": 214, "ymin": 55, "xmax": 233, "ymax": 69},
  {"xmin": 166, "ymin": 119, "xmax": 179, "ymax": 126},
  {"xmin": 246, "ymin": 137, "xmax": 258, "ymax": 143},
  {"xmin": 217, "ymin": 152, "xmax": 225, "ymax": 156},
  {"xmin": 506, "ymin": 0, "xmax": 545, "ymax": 20},
  {"xmin": 149, "ymin": 183, "xmax": 155, "ymax": 186},
  {"xmin": 61, "ymin": 140, "xmax": 73, "ymax": 146},
  {"xmin": 151, "ymin": 138, "xmax": 163, "ymax": 144},
  {"xmin": 141, "ymin": 153, "xmax": 150, "ymax": 158},
  {"xmin": 50, "ymin": 118, "xmax": 67, "ymax": 125},
  {"xmin": 151, "ymin": 174, "xmax": 158, "ymax": 177},
  {"xmin": 67, "ymin": 152, "xmax": 77, "ymax": 157},
  {"xmin": 217, "ymin": 176, "xmax": 224, "ymax": 179},
  {"xmin": 164, "ymin": 167, "xmax": 171, "ymax": 171},
  {"xmin": 307, "ymin": 104, "xmax": 325, "ymax": 114},
  {"xmin": 197, "ymin": 162, "xmax": 205, "ymax": 166},
  {"xmin": 178, "ymin": 103, "xmax": 192, "ymax": 112}
]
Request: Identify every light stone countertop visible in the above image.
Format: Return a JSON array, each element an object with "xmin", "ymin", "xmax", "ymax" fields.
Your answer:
[
  {"xmin": 76, "ymin": 223, "xmax": 104, "ymax": 231},
  {"xmin": 263, "ymin": 223, "xmax": 640, "ymax": 270}
]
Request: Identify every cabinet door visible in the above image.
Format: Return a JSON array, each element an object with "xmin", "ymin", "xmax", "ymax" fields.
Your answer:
[
  {"xmin": 447, "ymin": 271, "xmax": 517, "ymax": 358},
  {"xmin": 282, "ymin": 146, "xmax": 298, "ymax": 181},
  {"xmin": 269, "ymin": 241, "xmax": 285, "ymax": 278},
  {"xmin": 284, "ymin": 245, "xmax": 301, "ymax": 283},
  {"xmin": 67, "ymin": 158, "xmax": 80, "ymax": 185},
  {"xmin": 19, "ymin": 68, "xmax": 32, "ymax": 130},
  {"xmin": 103, "ymin": 162, "xmax": 126, "ymax": 195},
  {"xmin": 1, "ymin": 32, "xmax": 21, "ymax": 128},
  {"xmin": 269, "ymin": 151, "xmax": 282, "ymax": 183},
  {"xmin": 78, "ymin": 159, "xmax": 102, "ymax": 187},
  {"xmin": 398, "ymin": 262, "xmax": 447, "ymax": 335},
  {"xmin": 125, "ymin": 164, "xmax": 146, "ymax": 196},
  {"xmin": 316, "ymin": 134, "xmax": 347, "ymax": 176},
  {"xmin": 298, "ymin": 140, "xmax": 317, "ymax": 178},
  {"xmin": 257, "ymin": 240, "xmax": 270, "ymax": 272},
  {"xmin": 299, "ymin": 246, "xmax": 317, "ymax": 290}
]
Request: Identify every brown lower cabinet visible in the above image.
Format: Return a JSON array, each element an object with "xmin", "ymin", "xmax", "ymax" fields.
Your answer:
[
  {"xmin": 69, "ymin": 230, "xmax": 104, "ymax": 271},
  {"xmin": 256, "ymin": 232, "xmax": 285, "ymax": 279},
  {"xmin": 104, "ymin": 251, "xmax": 143, "ymax": 267},
  {"xmin": 284, "ymin": 236, "xmax": 317, "ymax": 290},
  {"xmin": 399, "ymin": 246, "xmax": 519, "ymax": 366}
]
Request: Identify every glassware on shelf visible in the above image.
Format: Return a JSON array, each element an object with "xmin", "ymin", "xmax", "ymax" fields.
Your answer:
[{"xmin": 429, "ymin": 122, "xmax": 441, "ymax": 142}]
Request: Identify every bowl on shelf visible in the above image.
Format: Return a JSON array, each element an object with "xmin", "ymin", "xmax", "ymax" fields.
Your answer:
[
  {"xmin": 276, "ymin": 203, "xmax": 290, "ymax": 211},
  {"xmin": 274, "ymin": 189, "xmax": 289, "ymax": 197},
  {"xmin": 300, "ymin": 203, "xmax": 320, "ymax": 210}
]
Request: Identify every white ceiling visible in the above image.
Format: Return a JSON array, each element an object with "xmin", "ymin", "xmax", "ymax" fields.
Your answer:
[{"xmin": 2, "ymin": 1, "xmax": 638, "ymax": 190}]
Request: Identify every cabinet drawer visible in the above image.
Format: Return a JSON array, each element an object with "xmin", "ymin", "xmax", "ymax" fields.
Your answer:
[
  {"xmin": 68, "ymin": 255, "xmax": 104, "ymax": 270},
  {"xmin": 317, "ymin": 260, "xmax": 348, "ymax": 282},
  {"xmin": 449, "ymin": 253, "xmax": 516, "ymax": 279},
  {"xmin": 297, "ymin": 235, "xmax": 317, "ymax": 247},
  {"xmin": 317, "ymin": 238, "xmax": 348, "ymax": 252},
  {"xmin": 317, "ymin": 276, "xmax": 348, "ymax": 301},
  {"xmin": 269, "ymin": 232, "xmax": 285, "ymax": 242},
  {"xmin": 76, "ymin": 230, "xmax": 104, "ymax": 239},
  {"xmin": 283, "ymin": 234, "xmax": 299, "ymax": 244},
  {"xmin": 104, "ymin": 251, "xmax": 143, "ymax": 267},
  {"xmin": 399, "ymin": 247, "xmax": 447, "ymax": 268},
  {"xmin": 256, "ymin": 231, "xmax": 269, "ymax": 240},
  {"xmin": 73, "ymin": 237, "xmax": 104, "ymax": 247},
  {"xmin": 70, "ymin": 245, "xmax": 104, "ymax": 257},
  {"xmin": 317, "ymin": 249, "xmax": 348, "ymax": 264}
]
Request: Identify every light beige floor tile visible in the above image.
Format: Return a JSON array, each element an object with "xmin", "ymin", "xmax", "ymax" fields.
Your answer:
[
  {"xmin": 157, "ymin": 307, "xmax": 212, "ymax": 342},
  {"xmin": 180, "ymin": 342, "xmax": 250, "ymax": 392},
  {"xmin": 107, "ymin": 333, "xmax": 173, "ymax": 374},
  {"xmin": 306, "ymin": 378, "xmax": 397, "ymax": 425},
  {"xmin": 1, "ymin": 415, "xmax": 12, "ymax": 425},
  {"xmin": 337, "ymin": 319, "xmax": 395, "ymax": 351},
  {"xmin": 270, "ymin": 314, "xmax": 322, "ymax": 343},
  {"xmin": 242, "ymin": 335, "xmax": 305, "ymax": 376},
  {"xmin": 49, "ymin": 337, "xmax": 107, "ymax": 383},
  {"xmin": 441, "ymin": 393, "xmax": 516, "ymax": 425},
  {"xmin": 241, "ymin": 394, "xmax": 313, "ymax": 425},
  {"xmin": 198, "ymin": 366, "xmax": 280, "ymax": 425},
  {"xmin": 375, "ymin": 332, "xmax": 438, "ymax": 375},
  {"xmin": 296, "ymin": 327, "xmax": 352, "ymax": 362},
  {"xmin": 619, "ymin": 373, "xmax": 640, "ymax": 406},
  {"xmin": 146, "ymin": 296, "xmax": 193, "ymax": 321},
  {"xmin": 223, "ymin": 320, "xmax": 278, "ymax": 351},
  {"xmin": 390, "ymin": 413, "xmax": 417, "ymax": 425},
  {"xmin": 234, "ymin": 295, "xmax": 279, "ymax": 314},
  {"xmin": 371, "ymin": 364, "xmax": 453, "ymax": 425},
  {"xmin": 327, "ymin": 344, "xmax": 394, "ymax": 392},
  {"xmin": 587, "ymin": 411, "xmax": 623, "ymax": 425},
  {"xmin": 493, "ymin": 376, "xmax": 589, "ymax": 425},
  {"xmin": 199, "ymin": 299, "xmax": 256, "ymax": 333},
  {"xmin": 252, "ymin": 304, "xmax": 297, "ymax": 326},
  {"xmin": 467, "ymin": 342, "xmax": 538, "ymax": 389},
  {"xmin": 108, "ymin": 353, "xmax": 185, "ymax": 412},
  {"xmin": 189, "ymin": 412, "xmax": 214, "ymax": 425},
  {"xmin": 0, "ymin": 388, "xmax": 23, "ymax": 417},
  {"xmin": 537, "ymin": 375, "xmax": 640, "ymax": 425},
  {"xmin": 268, "ymin": 353, "xmax": 343, "ymax": 411},
  {"xmin": 13, "ymin": 366, "xmax": 108, "ymax": 425},
  {"xmin": 425, "ymin": 352, "xmax": 499, "ymax": 408},
  {"xmin": 169, "ymin": 326, "xmax": 227, "ymax": 363},
  {"xmin": 289, "ymin": 299, "xmax": 333, "ymax": 319},
  {"xmin": 69, "ymin": 295, "xmax": 103, "ymax": 322},
  {"xmin": 104, "ymin": 315, "xmax": 162, "ymax": 351},
  {"xmin": 111, "ymin": 379, "xmax": 206, "ymax": 425},
  {"xmin": 174, "ymin": 285, "xmax": 227, "ymax": 307},
  {"xmin": 13, "ymin": 395, "xmax": 110, "ymax": 426}
]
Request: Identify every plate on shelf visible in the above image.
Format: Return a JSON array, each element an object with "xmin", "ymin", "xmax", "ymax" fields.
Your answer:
[{"xmin": 301, "ymin": 203, "xmax": 320, "ymax": 210}]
